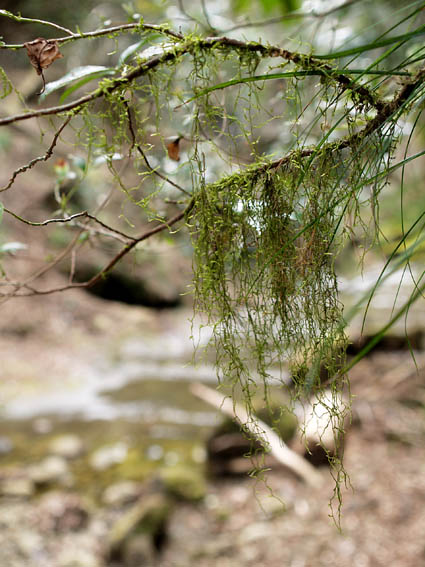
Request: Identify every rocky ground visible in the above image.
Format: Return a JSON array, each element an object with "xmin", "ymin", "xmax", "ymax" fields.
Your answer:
[{"xmin": 0, "ymin": 284, "xmax": 425, "ymax": 567}]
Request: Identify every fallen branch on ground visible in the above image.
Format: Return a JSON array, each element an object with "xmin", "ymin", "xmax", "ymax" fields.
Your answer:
[{"xmin": 190, "ymin": 382, "xmax": 323, "ymax": 487}]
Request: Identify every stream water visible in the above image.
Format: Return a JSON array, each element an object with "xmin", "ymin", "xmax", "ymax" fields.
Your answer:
[{"xmin": 0, "ymin": 308, "xmax": 225, "ymax": 481}]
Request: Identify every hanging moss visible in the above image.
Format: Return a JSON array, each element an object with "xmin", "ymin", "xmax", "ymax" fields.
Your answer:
[{"xmin": 191, "ymin": 152, "xmax": 347, "ymax": 384}]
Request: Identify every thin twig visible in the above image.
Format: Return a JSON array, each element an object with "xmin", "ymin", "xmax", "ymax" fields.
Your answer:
[
  {"xmin": 73, "ymin": 223, "xmax": 131, "ymax": 244},
  {"xmin": 4, "ymin": 209, "xmax": 91, "ymax": 226},
  {"xmin": 1, "ymin": 229, "xmax": 84, "ymax": 300},
  {"xmin": 4, "ymin": 208, "xmax": 136, "ymax": 241},
  {"xmin": 0, "ymin": 9, "xmax": 74, "ymax": 36},
  {"xmin": 1, "ymin": 199, "xmax": 194, "ymax": 298},
  {"xmin": 0, "ymin": 92, "xmax": 97, "ymax": 125},
  {"xmin": 123, "ymin": 99, "xmax": 191, "ymax": 197},
  {"xmin": 80, "ymin": 213, "xmax": 135, "ymax": 240},
  {"xmin": 1, "ymin": 114, "xmax": 74, "ymax": 192},
  {"xmin": 136, "ymin": 144, "xmax": 191, "ymax": 196},
  {"xmin": 0, "ymin": 21, "xmax": 183, "ymax": 49}
]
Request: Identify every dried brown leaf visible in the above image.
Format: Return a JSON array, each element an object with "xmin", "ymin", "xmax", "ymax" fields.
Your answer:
[
  {"xmin": 24, "ymin": 38, "xmax": 63, "ymax": 76},
  {"xmin": 167, "ymin": 137, "xmax": 181, "ymax": 161}
]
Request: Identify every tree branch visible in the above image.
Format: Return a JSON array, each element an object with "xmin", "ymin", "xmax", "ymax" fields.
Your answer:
[
  {"xmin": 0, "ymin": 199, "xmax": 194, "ymax": 298},
  {"xmin": 3, "ymin": 208, "xmax": 136, "ymax": 241},
  {"xmin": 0, "ymin": 35, "xmax": 384, "ymax": 127},
  {"xmin": 0, "ymin": 18, "xmax": 184, "ymax": 49},
  {"xmin": 261, "ymin": 66, "xmax": 425, "ymax": 174},
  {"xmin": 2, "ymin": 60, "xmax": 421, "ymax": 300},
  {"xmin": 1, "ymin": 114, "xmax": 74, "ymax": 192},
  {"xmin": 0, "ymin": 17, "xmax": 422, "ymax": 301},
  {"xmin": 190, "ymin": 382, "xmax": 323, "ymax": 487}
]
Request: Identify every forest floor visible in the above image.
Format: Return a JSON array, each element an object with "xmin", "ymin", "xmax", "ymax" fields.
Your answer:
[
  {"xmin": 0, "ymin": 286, "xmax": 425, "ymax": 567},
  {"xmin": 161, "ymin": 350, "xmax": 425, "ymax": 567}
]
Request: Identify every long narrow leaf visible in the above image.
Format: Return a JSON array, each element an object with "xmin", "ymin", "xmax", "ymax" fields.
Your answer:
[
  {"xmin": 179, "ymin": 68, "xmax": 410, "ymax": 107},
  {"xmin": 59, "ymin": 70, "xmax": 115, "ymax": 103},
  {"xmin": 315, "ymin": 24, "xmax": 425, "ymax": 60},
  {"xmin": 344, "ymin": 275, "xmax": 425, "ymax": 373},
  {"xmin": 41, "ymin": 66, "xmax": 115, "ymax": 100},
  {"xmin": 118, "ymin": 35, "xmax": 162, "ymax": 66},
  {"xmin": 361, "ymin": 213, "xmax": 425, "ymax": 333}
]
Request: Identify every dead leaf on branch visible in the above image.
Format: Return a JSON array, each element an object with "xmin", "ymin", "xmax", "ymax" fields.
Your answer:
[
  {"xmin": 24, "ymin": 38, "xmax": 63, "ymax": 74},
  {"xmin": 166, "ymin": 137, "xmax": 182, "ymax": 161},
  {"xmin": 24, "ymin": 37, "xmax": 63, "ymax": 95}
]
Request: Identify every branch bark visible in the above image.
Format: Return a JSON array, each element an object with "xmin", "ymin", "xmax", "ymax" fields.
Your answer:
[
  {"xmin": 0, "ymin": 199, "xmax": 194, "ymax": 298},
  {"xmin": 190, "ymin": 382, "xmax": 324, "ymax": 487},
  {"xmin": 0, "ymin": 33, "xmax": 384, "ymax": 126}
]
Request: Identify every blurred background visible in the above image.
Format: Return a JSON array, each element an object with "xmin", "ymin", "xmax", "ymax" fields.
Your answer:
[{"xmin": 0, "ymin": 1, "xmax": 425, "ymax": 566}]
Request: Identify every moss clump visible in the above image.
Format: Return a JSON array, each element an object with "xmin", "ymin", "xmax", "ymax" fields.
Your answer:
[
  {"xmin": 159, "ymin": 465, "xmax": 207, "ymax": 501},
  {"xmin": 255, "ymin": 406, "xmax": 298, "ymax": 443},
  {"xmin": 107, "ymin": 492, "xmax": 171, "ymax": 560},
  {"xmin": 191, "ymin": 153, "xmax": 351, "ymax": 404}
]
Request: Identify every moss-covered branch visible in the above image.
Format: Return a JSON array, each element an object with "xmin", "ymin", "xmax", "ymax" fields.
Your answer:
[{"xmin": 0, "ymin": 29, "xmax": 388, "ymax": 126}]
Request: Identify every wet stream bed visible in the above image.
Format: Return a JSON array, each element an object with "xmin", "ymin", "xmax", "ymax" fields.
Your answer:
[{"xmin": 1, "ymin": 280, "xmax": 425, "ymax": 566}]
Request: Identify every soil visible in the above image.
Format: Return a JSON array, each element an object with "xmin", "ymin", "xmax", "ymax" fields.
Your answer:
[
  {"xmin": 0, "ymin": 284, "xmax": 425, "ymax": 567},
  {"xmin": 161, "ymin": 352, "xmax": 425, "ymax": 567}
]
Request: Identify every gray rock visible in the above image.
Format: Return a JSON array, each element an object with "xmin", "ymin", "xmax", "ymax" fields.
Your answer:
[
  {"xmin": 123, "ymin": 534, "xmax": 155, "ymax": 567},
  {"xmin": 37, "ymin": 491, "xmax": 89, "ymax": 532},
  {"xmin": 89, "ymin": 442, "xmax": 128, "ymax": 471},
  {"xmin": 28, "ymin": 455, "xmax": 72, "ymax": 486},
  {"xmin": 0, "ymin": 436, "xmax": 13, "ymax": 455},
  {"xmin": 238, "ymin": 522, "xmax": 272, "ymax": 544},
  {"xmin": 32, "ymin": 417, "xmax": 53, "ymax": 434},
  {"xmin": 49, "ymin": 434, "xmax": 85, "ymax": 459},
  {"xmin": 102, "ymin": 481, "xmax": 142, "ymax": 507},
  {"xmin": 56, "ymin": 547, "xmax": 102, "ymax": 567},
  {"xmin": 0, "ymin": 476, "xmax": 34, "ymax": 498},
  {"xmin": 15, "ymin": 529, "xmax": 43, "ymax": 558}
]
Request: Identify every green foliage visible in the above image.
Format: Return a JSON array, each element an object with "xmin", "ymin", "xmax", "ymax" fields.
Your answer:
[
  {"xmin": 41, "ymin": 66, "xmax": 117, "ymax": 102},
  {"xmin": 233, "ymin": 0, "xmax": 300, "ymax": 16},
  {"xmin": 191, "ymin": 156, "xmax": 348, "ymax": 393},
  {"xmin": 0, "ymin": 67, "xmax": 12, "ymax": 99}
]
